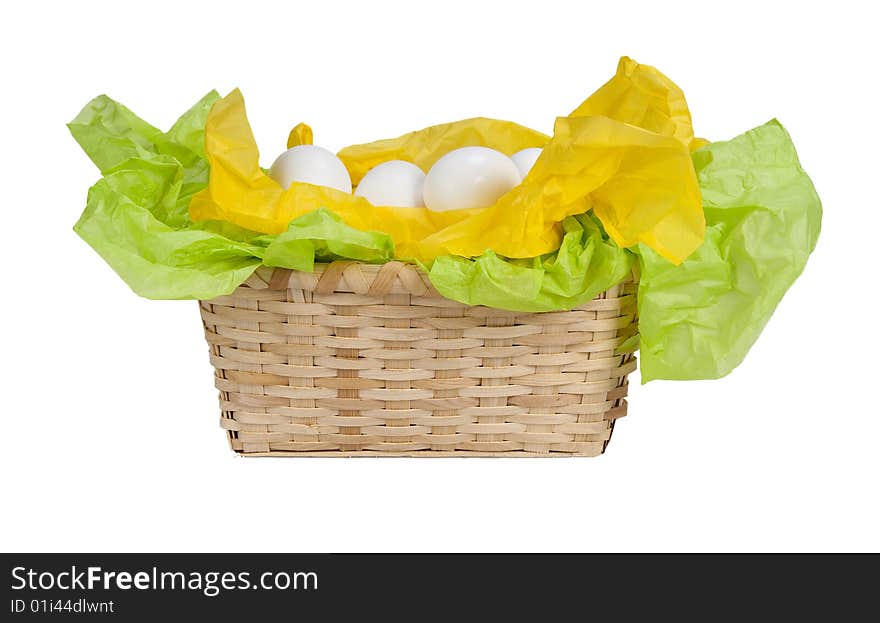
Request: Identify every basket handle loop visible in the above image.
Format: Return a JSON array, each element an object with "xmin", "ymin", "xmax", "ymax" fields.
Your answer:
[
  {"xmin": 314, "ymin": 261, "xmax": 354, "ymax": 294},
  {"xmin": 264, "ymin": 260, "xmax": 428, "ymax": 296},
  {"xmin": 267, "ymin": 268, "xmax": 292, "ymax": 290},
  {"xmin": 367, "ymin": 261, "xmax": 406, "ymax": 296}
]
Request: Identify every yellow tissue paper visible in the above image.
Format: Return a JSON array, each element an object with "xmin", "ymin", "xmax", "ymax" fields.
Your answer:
[
  {"xmin": 571, "ymin": 56, "xmax": 696, "ymax": 147},
  {"xmin": 189, "ymin": 57, "xmax": 704, "ymax": 264},
  {"xmin": 287, "ymin": 122, "xmax": 313, "ymax": 148},
  {"xmin": 337, "ymin": 117, "xmax": 549, "ymax": 186}
]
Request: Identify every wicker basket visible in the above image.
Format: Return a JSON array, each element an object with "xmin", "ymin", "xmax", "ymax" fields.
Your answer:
[{"xmin": 199, "ymin": 261, "xmax": 638, "ymax": 457}]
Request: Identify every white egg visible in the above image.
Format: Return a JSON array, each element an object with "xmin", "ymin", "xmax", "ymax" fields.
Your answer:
[
  {"xmin": 423, "ymin": 146, "xmax": 522, "ymax": 212},
  {"xmin": 268, "ymin": 145, "xmax": 352, "ymax": 193},
  {"xmin": 511, "ymin": 147, "xmax": 542, "ymax": 178},
  {"xmin": 354, "ymin": 160, "xmax": 426, "ymax": 208}
]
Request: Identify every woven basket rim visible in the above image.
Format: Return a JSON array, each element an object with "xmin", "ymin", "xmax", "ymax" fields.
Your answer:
[
  {"xmin": 243, "ymin": 261, "xmax": 638, "ymax": 308},
  {"xmin": 244, "ymin": 261, "xmax": 436, "ymax": 298}
]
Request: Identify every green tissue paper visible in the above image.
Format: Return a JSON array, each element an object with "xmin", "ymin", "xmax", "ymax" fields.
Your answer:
[{"xmin": 636, "ymin": 120, "xmax": 822, "ymax": 381}]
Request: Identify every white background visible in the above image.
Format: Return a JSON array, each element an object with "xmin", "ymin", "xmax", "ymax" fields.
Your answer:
[{"xmin": 1, "ymin": 0, "xmax": 877, "ymax": 552}]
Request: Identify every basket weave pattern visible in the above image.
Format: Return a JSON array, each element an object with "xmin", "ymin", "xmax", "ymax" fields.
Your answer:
[{"xmin": 200, "ymin": 261, "xmax": 638, "ymax": 456}]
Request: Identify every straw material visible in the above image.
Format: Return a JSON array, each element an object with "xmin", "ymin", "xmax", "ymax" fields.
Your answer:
[{"xmin": 200, "ymin": 261, "xmax": 638, "ymax": 457}]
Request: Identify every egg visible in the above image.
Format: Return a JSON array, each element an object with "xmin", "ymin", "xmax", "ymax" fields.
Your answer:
[
  {"xmin": 354, "ymin": 160, "xmax": 426, "ymax": 208},
  {"xmin": 268, "ymin": 145, "xmax": 352, "ymax": 193},
  {"xmin": 423, "ymin": 146, "xmax": 522, "ymax": 212},
  {"xmin": 511, "ymin": 147, "xmax": 542, "ymax": 178}
]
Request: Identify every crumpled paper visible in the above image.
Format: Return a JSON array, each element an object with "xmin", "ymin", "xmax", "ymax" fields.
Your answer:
[
  {"xmin": 189, "ymin": 57, "xmax": 704, "ymax": 264},
  {"xmin": 637, "ymin": 120, "xmax": 822, "ymax": 381},
  {"xmin": 570, "ymin": 56, "xmax": 702, "ymax": 151},
  {"xmin": 428, "ymin": 213, "xmax": 633, "ymax": 312},
  {"xmin": 261, "ymin": 208, "xmax": 394, "ymax": 273},
  {"xmin": 69, "ymin": 91, "xmax": 266, "ymax": 300},
  {"xmin": 69, "ymin": 92, "xmax": 401, "ymax": 299}
]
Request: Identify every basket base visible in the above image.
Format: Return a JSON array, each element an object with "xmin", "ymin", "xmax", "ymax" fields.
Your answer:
[
  {"xmin": 232, "ymin": 449, "xmax": 604, "ymax": 458},
  {"xmin": 229, "ymin": 418, "xmax": 618, "ymax": 458}
]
